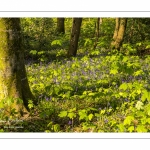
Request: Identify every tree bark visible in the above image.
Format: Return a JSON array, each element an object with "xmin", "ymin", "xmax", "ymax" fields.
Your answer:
[
  {"xmin": 67, "ymin": 18, "xmax": 82, "ymax": 57},
  {"xmin": 38, "ymin": 18, "xmax": 45, "ymax": 51},
  {"xmin": 93, "ymin": 18, "xmax": 101, "ymax": 49},
  {"xmin": 112, "ymin": 18, "xmax": 120, "ymax": 43},
  {"xmin": 0, "ymin": 18, "xmax": 34, "ymax": 116},
  {"xmin": 57, "ymin": 18, "xmax": 65, "ymax": 34},
  {"xmin": 111, "ymin": 18, "xmax": 127, "ymax": 50}
]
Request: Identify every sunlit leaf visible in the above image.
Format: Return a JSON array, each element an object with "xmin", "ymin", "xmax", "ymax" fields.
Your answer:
[
  {"xmin": 88, "ymin": 114, "xmax": 94, "ymax": 121},
  {"xmin": 58, "ymin": 111, "xmax": 67, "ymax": 118},
  {"xmin": 128, "ymin": 126, "xmax": 134, "ymax": 132},
  {"xmin": 136, "ymin": 125, "xmax": 147, "ymax": 132},
  {"xmin": 123, "ymin": 116, "xmax": 134, "ymax": 125},
  {"xmin": 135, "ymin": 101, "xmax": 143, "ymax": 110}
]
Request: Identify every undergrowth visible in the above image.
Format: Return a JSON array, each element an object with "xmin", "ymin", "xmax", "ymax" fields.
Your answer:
[{"xmin": 0, "ymin": 49, "xmax": 150, "ymax": 132}]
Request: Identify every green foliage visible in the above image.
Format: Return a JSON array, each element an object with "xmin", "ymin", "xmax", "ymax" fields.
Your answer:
[
  {"xmin": 21, "ymin": 18, "xmax": 55, "ymax": 51},
  {"xmin": 58, "ymin": 111, "xmax": 68, "ymax": 117},
  {"xmin": 2, "ymin": 18, "xmax": 150, "ymax": 132},
  {"xmin": 29, "ymin": 53, "xmax": 148, "ymax": 132},
  {"xmin": 51, "ymin": 40, "xmax": 62, "ymax": 46},
  {"xmin": 0, "ymin": 98, "xmax": 23, "ymax": 118}
]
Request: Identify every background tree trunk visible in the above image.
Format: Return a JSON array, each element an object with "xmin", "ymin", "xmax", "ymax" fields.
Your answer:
[
  {"xmin": 0, "ymin": 18, "xmax": 34, "ymax": 116},
  {"xmin": 112, "ymin": 18, "xmax": 120, "ymax": 43},
  {"xmin": 57, "ymin": 18, "xmax": 65, "ymax": 34},
  {"xmin": 111, "ymin": 18, "xmax": 127, "ymax": 50},
  {"xmin": 93, "ymin": 18, "xmax": 101, "ymax": 49},
  {"xmin": 67, "ymin": 18, "xmax": 82, "ymax": 57},
  {"xmin": 38, "ymin": 18, "xmax": 45, "ymax": 51}
]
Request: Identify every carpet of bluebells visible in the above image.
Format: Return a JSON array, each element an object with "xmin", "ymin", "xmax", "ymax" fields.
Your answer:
[
  {"xmin": 24, "ymin": 50, "xmax": 150, "ymax": 132},
  {"xmin": 0, "ymin": 50, "xmax": 150, "ymax": 132}
]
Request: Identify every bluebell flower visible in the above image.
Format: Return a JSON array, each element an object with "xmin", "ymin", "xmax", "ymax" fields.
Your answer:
[
  {"xmin": 68, "ymin": 120, "xmax": 72, "ymax": 125},
  {"xmin": 45, "ymin": 96, "xmax": 49, "ymax": 101},
  {"xmin": 104, "ymin": 119, "xmax": 108, "ymax": 123}
]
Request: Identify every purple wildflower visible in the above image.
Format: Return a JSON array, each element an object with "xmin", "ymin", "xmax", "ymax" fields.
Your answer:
[
  {"xmin": 124, "ymin": 98, "xmax": 129, "ymax": 102},
  {"xmin": 104, "ymin": 119, "xmax": 108, "ymax": 124},
  {"xmin": 68, "ymin": 120, "xmax": 72, "ymax": 125},
  {"xmin": 45, "ymin": 96, "xmax": 49, "ymax": 101}
]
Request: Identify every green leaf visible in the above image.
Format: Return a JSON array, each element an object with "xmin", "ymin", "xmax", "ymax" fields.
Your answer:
[
  {"xmin": 141, "ymin": 117, "xmax": 147, "ymax": 125},
  {"xmin": 128, "ymin": 126, "xmax": 135, "ymax": 132},
  {"xmin": 88, "ymin": 114, "xmax": 94, "ymax": 121},
  {"xmin": 47, "ymin": 121, "xmax": 53, "ymax": 128},
  {"xmin": 29, "ymin": 50, "xmax": 37, "ymax": 55},
  {"xmin": 51, "ymin": 40, "xmax": 62, "ymax": 46},
  {"xmin": 123, "ymin": 116, "xmax": 134, "ymax": 125},
  {"xmin": 54, "ymin": 86, "xmax": 60, "ymax": 95},
  {"xmin": 119, "ymin": 83, "xmax": 128, "ymax": 91},
  {"xmin": 58, "ymin": 111, "xmax": 68, "ymax": 118},
  {"xmin": 141, "ymin": 90, "xmax": 150, "ymax": 102},
  {"xmin": 67, "ymin": 112, "xmax": 76, "ymax": 119},
  {"xmin": 53, "ymin": 124, "xmax": 60, "ymax": 132},
  {"xmin": 53, "ymin": 70, "xmax": 58, "ymax": 76},
  {"xmin": 110, "ymin": 120, "xmax": 117, "ymax": 127},
  {"xmin": 38, "ymin": 51, "xmax": 45, "ymax": 55},
  {"xmin": 0, "ymin": 102, "xmax": 4, "ymax": 108},
  {"xmin": 65, "ymin": 91, "xmax": 71, "ymax": 99},
  {"xmin": 28, "ymin": 100, "xmax": 34, "ymax": 109},
  {"xmin": 108, "ymin": 108, "xmax": 112, "ymax": 113},
  {"xmin": 146, "ymin": 118, "xmax": 150, "ymax": 124},
  {"xmin": 135, "ymin": 101, "xmax": 143, "ymax": 110},
  {"xmin": 83, "ymin": 91, "xmax": 87, "ymax": 95},
  {"xmin": 117, "ymin": 124, "xmax": 125, "ymax": 132},
  {"xmin": 88, "ymin": 92, "xmax": 96, "ymax": 96},
  {"xmin": 69, "ymin": 107, "xmax": 76, "ymax": 112},
  {"xmin": 84, "ymin": 38, "xmax": 92, "ymax": 47},
  {"xmin": 95, "ymin": 113, "xmax": 101, "ymax": 117},
  {"xmin": 147, "ymin": 110, "xmax": 150, "ymax": 116},
  {"xmin": 136, "ymin": 125, "xmax": 147, "ymax": 132},
  {"xmin": 100, "ymin": 110, "xmax": 106, "ymax": 115},
  {"xmin": 122, "ymin": 56, "xmax": 128, "ymax": 62},
  {"xmin": 136, "ymin": 42, "xmax": 142, "ymax": 46},
  {"xmin": 128, "ymin": 83, "xmax": 133, "ymax": 90},
  {"xmin": 110, "ymin": 69, "xmax": 118, "ymax": 75},
  {"xmin": 78, "ymin": 110, "xmax": 87, "ymax": 121},
  {"xmin": 146, "ymin": 45, "xmax": 150, "ymax": 49},
  {"xmin": 133, "ymin": 70, "xmax": 143, "ymax": 76}
]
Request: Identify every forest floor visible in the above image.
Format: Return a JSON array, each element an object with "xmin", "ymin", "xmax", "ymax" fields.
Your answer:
[{"xmin": 0, "ymin": 49, "xmax": 150, "ymax": 132}]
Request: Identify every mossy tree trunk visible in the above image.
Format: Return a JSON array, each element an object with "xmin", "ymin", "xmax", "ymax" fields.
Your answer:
[
  {"xmin": 57, "ymin": 18, "xmax": 65, "ymax": 34},
  {"xmin": 111, "ymin": 18, "xmax": 127, "ymax": 50},
  {"xmin": 67, "ymin": 18, "xmax": 82, "ymax": 57},
  {"xmin": 0, "ymin": 18, "xmax": 34, "ymax": 116}
]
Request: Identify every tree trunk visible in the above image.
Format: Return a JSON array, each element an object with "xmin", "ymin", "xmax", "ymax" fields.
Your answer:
[
  {"xmin": 57, "ymin": 18, "xmax": 65, "ymax": 34},
  {"xmin": 93, "ymin": 18, "xmax": 101, "ymax": 49},
  {"xmin": 0, "ymin": 18, "xmax": 34, "ymax": 116},
  {"xmin": 38, "ymin": 18, "xmax": 45, "ymax": 51},
  {"xmin": 112, "ymin": 18, "xmax": 120, "ymax": 43},
  {"xmin": 111, "ymin": 18, "xmax": 127, "ymax": 50},
  {"xmin": 67, "ymin": 18, "xmax": 82, "ymax": 57}
]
